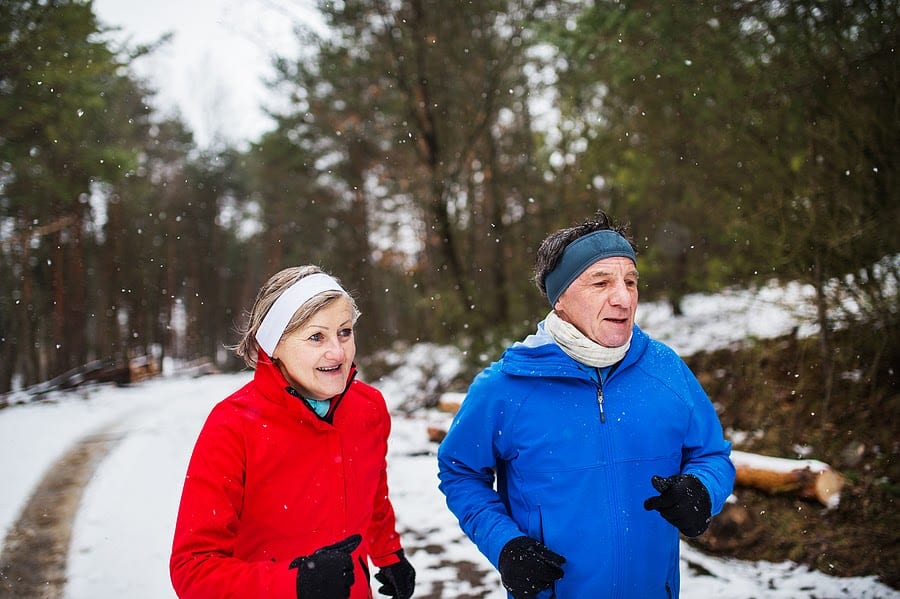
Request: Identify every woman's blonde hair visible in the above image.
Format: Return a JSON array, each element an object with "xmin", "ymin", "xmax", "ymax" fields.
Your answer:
[{"xmin": 233, "ymin": 265, "xmax": 360, "ymax": 368}]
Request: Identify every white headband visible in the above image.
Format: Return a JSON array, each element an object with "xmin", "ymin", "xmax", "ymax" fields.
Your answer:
[{"xmin": 255, "ymin": 273, "xmax": 346, "ymax": 356}]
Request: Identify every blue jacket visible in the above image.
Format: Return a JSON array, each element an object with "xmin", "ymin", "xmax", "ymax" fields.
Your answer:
[{"xmin": 437, "ymin": 323, "xmax": 735, "ymax": 598}]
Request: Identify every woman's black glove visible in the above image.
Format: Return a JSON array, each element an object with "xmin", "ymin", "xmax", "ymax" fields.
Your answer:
[
  {"xmin": 498, "ymin": 536, "xmax": 566, "ymax": 598},
  {"xmin": 374, "ymin": 550, "xmax": 416, "ymax": 598},
  {"xmin": 643, "ymin": 474, "xmax": 712, "ymax": 537},
  {"xmin": 290, "ymin": 534, "xmax": 361, "ymax": 599}
]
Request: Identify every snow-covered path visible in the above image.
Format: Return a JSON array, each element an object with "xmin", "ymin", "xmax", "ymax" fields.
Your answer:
[{"xmin": 1, "ymin": 373, "xmax": 897, "ymax": 598}]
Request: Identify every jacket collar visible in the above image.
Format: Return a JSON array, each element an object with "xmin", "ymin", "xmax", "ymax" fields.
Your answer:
[
  {"xmin": 501, "ymin": 323, "xmax": 648, "ymax": 380},
  {"xmin": 253, "ymin": 351, "xmax": 357, "ymax": 423}
]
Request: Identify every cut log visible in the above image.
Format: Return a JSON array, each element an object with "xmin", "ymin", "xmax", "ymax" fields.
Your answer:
[
  {"xmin": 127, "ymin": 354, "xmax": 160, "ymax": 383},
  {"xmin": 731, "ymin": 450, "xmax": 845, "ymax": 508},
  {"xmin": 427, "ymin": 427, "xmax": 448, "ymax": 443},
  {"xmin": 437, "ymin": 393, "xmax": 464, "ymax": 414}
]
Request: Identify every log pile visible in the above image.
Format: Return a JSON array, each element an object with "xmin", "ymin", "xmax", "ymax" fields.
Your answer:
[{"xmin": 0, "ymin": 355, "xmax": 161, "ymax": 408}]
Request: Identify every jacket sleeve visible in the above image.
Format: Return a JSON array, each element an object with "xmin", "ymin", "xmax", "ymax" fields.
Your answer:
[
  {"xmin": 678, "ymin": 361, "xmax": 736, "ymax": 516},
  {"xmin": 436, "ymin": 368, "xmax": 525, "ymax": 567},
  {"xmin": 169, "ymin": 405, "xmax": 296, "ymax": 599},
  {"xmin": 365, "ymin": 395, "xmax": 404, "ymax": 567}
]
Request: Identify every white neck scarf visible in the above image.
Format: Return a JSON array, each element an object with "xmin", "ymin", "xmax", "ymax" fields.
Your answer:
[{"xmin": 544, "ymin": 311, "xmax": 631, "ymax": 368}]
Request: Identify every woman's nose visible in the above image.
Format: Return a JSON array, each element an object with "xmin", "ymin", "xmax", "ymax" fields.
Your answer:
[{"xmin": 324, "ymin": 337, "xmax": 345, "ymax": 360}]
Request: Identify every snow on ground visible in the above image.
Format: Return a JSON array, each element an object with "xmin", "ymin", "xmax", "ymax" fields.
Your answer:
[
  {"xmin": 1, "ymin": 283, "xmax": 898, "ymax": 598},
  {"xmin": 636, "ymin": 279, "xmax": 820, "ymax": 356}
]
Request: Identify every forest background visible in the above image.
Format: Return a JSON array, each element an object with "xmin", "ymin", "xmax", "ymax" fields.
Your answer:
[
  {"xmin": 2, "ymin": 0, "xmax": 899, "ymax": 588},
  {"xmin": 1, "ymin": 0, "xmax": 897, "ymax": 407}
]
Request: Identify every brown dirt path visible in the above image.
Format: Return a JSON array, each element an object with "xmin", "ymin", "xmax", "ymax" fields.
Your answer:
[{"xmin": 0, "ymin": 431, "xmax": 119, "ymax": 599}]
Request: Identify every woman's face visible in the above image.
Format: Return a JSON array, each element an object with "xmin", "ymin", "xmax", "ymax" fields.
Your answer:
[{"xmin": 272, "ymin": 295, "xmax": 357, "ymax": 400}]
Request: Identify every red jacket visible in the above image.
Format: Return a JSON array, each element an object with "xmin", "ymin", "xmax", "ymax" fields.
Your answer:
[{"xmin": 170, "ymin": 355, "xmax": 403, "ymax": 599}]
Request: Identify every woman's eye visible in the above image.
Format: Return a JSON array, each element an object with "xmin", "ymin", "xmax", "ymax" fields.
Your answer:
[
  {"xmin": 339, "ymin": 328, "xmax": 354, "ymax": 338},
  {"xmin": 309, "ymin": 333, "xmax": 324, "ymax": 342}
]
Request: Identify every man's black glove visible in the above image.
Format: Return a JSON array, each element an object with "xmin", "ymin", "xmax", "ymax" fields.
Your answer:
[
  {"xmin": 498, "ymin": 536, "xmax": 566, "ymax": 598},
  {"xmin": 374, "ymin": 550, "xmax": 416, "ymax": 598},
  {"xmin": 290, "ymin": 534, "xmax": 361, "ymax": 599},
  {"xmin": 643, "ymin": 474, "xmax": 712, "ymax": 537}
]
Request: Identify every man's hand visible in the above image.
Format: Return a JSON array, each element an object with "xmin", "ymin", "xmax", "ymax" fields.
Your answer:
[
  {"xmin": 643, "ymin": 474, "xmax": 712, "ymax": 537},
  {"xmin": 498, "ymin": 536, "xmax": 566, "ymax": 598}
]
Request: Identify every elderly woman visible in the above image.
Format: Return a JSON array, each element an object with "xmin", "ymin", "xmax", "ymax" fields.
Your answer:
[{"xmin": 170, "ymin": 266, "xmax": 415, "ymax": 599}]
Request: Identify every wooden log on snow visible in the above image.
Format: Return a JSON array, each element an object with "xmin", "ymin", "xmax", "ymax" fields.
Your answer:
[
  {"xmin": 437, "ymin": 392, "xmax": 464, "ymax": 414},
  {"xmin": 127, "ymin": 354, "xmax": 160, "ymax": 383},
  {"xmin": 731, "ymin": 450, "xmax": 845, "ymax": 508},
  {"xmin": 427, "ymin": 427, "xmax": 448, "ymax": 443}
]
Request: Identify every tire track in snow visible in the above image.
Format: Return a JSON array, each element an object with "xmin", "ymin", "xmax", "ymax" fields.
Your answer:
[{"xmin": 0, "ymin": 430, "xmax": 120, "ymax": 599}]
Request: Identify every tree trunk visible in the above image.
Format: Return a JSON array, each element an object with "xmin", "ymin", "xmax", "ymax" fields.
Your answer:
[{"xmin": 813, "ymin": 251, "xmax": 835, "ymax": 418}]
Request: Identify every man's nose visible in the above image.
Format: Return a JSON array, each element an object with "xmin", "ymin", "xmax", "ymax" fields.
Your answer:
[{"xmin": 610, "ymin": 283, "xmax": 633, "ymax": 306}]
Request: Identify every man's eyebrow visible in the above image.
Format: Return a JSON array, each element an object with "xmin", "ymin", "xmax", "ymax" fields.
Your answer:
[
  {"xmin": 586, "ymin": 270, "xmax": 613, "ymax": 278},
  {"xmin": 585, "ymin": 269, "xmax": 639, "ymax": 278}
]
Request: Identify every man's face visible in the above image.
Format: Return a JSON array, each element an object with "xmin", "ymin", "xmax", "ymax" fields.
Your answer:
[{"xmin": 553, "ymin": 256, "xmax": 638, "ymax": 348}]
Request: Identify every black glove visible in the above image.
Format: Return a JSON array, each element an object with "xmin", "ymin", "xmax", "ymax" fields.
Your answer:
[
  {"xmin": 374, "ymin": 550, "xmax": 416, "ymax": 598},
  {"xmin": 290, "ymin": 534, "xmax": 361, "ymax": 599},
  {"xmin": 643, "ymin": 474, "xmax": 712, "ymax": 537},
  {"xmin": 498, "ymin": 536, "xmax": 566, "ymax": 598}
]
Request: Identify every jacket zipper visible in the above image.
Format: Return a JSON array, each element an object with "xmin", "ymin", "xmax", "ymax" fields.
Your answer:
[{"xmin": 596, "ymin": 380, "xmax": 607, "ymax": 424}]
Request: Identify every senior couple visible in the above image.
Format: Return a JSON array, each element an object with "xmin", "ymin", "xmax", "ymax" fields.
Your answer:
[{"xmin": 168, "ymin": 211, "xmax": 735, "ymax": 599}]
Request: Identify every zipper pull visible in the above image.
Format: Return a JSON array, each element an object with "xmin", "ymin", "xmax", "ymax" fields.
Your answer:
[{"xmin": 596, "ymin": 386, "xmax": 606, "ymax": 423}]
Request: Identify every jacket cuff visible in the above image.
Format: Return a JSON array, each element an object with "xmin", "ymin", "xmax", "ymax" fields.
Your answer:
[{"xmin": 370, "ymin": 548, "xmax": 403, "ymax": 568}]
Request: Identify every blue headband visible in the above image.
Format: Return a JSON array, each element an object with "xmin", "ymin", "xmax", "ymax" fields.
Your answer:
[{"xmin": 545, "ymin": 229, "xmax": 636, "ymax": 305}]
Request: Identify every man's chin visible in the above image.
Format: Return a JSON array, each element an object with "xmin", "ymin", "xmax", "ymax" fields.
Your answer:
[{"xmin": 597, "ymin": 327, "xmax": 631, "ymax": 347}]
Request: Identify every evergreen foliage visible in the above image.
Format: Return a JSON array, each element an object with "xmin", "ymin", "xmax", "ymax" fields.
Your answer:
[{"xmin": 0, "ymin": 0, "xmax": 896, "ymax": 392}]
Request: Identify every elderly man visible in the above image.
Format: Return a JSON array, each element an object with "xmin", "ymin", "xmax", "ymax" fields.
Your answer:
[{"xmin": 437, "ymin": 211, "xmax": 735, "ymax": 598}]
